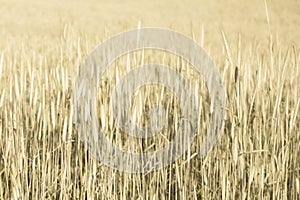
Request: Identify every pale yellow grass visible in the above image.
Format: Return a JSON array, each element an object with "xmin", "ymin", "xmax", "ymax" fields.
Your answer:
[{"xmin": 0, "ymin": 0, "xmax": 299, "ymax": 199}]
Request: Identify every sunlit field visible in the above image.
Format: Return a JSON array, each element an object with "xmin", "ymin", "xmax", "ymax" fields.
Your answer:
[{"xmin": 0, "ymin": 0, "xmax": 299, "ymax": 199}]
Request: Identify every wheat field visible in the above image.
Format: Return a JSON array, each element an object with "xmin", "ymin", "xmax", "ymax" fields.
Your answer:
[{"xmin": 0, "ymin": 0, "xmax": 300, "ymax": 199}]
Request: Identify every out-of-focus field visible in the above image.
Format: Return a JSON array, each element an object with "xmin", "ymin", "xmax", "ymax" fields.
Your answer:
[
  {"xmin": 0, "ymin": 0, "xmax": 299, "ymax": 199},
  {"xmin": 1, "ymin": 0, "xmax": 299, "ymax": 48}
]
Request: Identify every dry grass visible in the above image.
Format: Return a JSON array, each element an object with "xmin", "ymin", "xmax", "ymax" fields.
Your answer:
[{"xmin": 0, "ymin": 0, "xmax": 300, "ymax": 199}]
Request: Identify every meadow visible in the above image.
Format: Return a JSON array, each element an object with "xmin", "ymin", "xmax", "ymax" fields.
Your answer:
[{"xmin": 0, "ymin": 0, "xmax": 299, "ymax": 199}]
